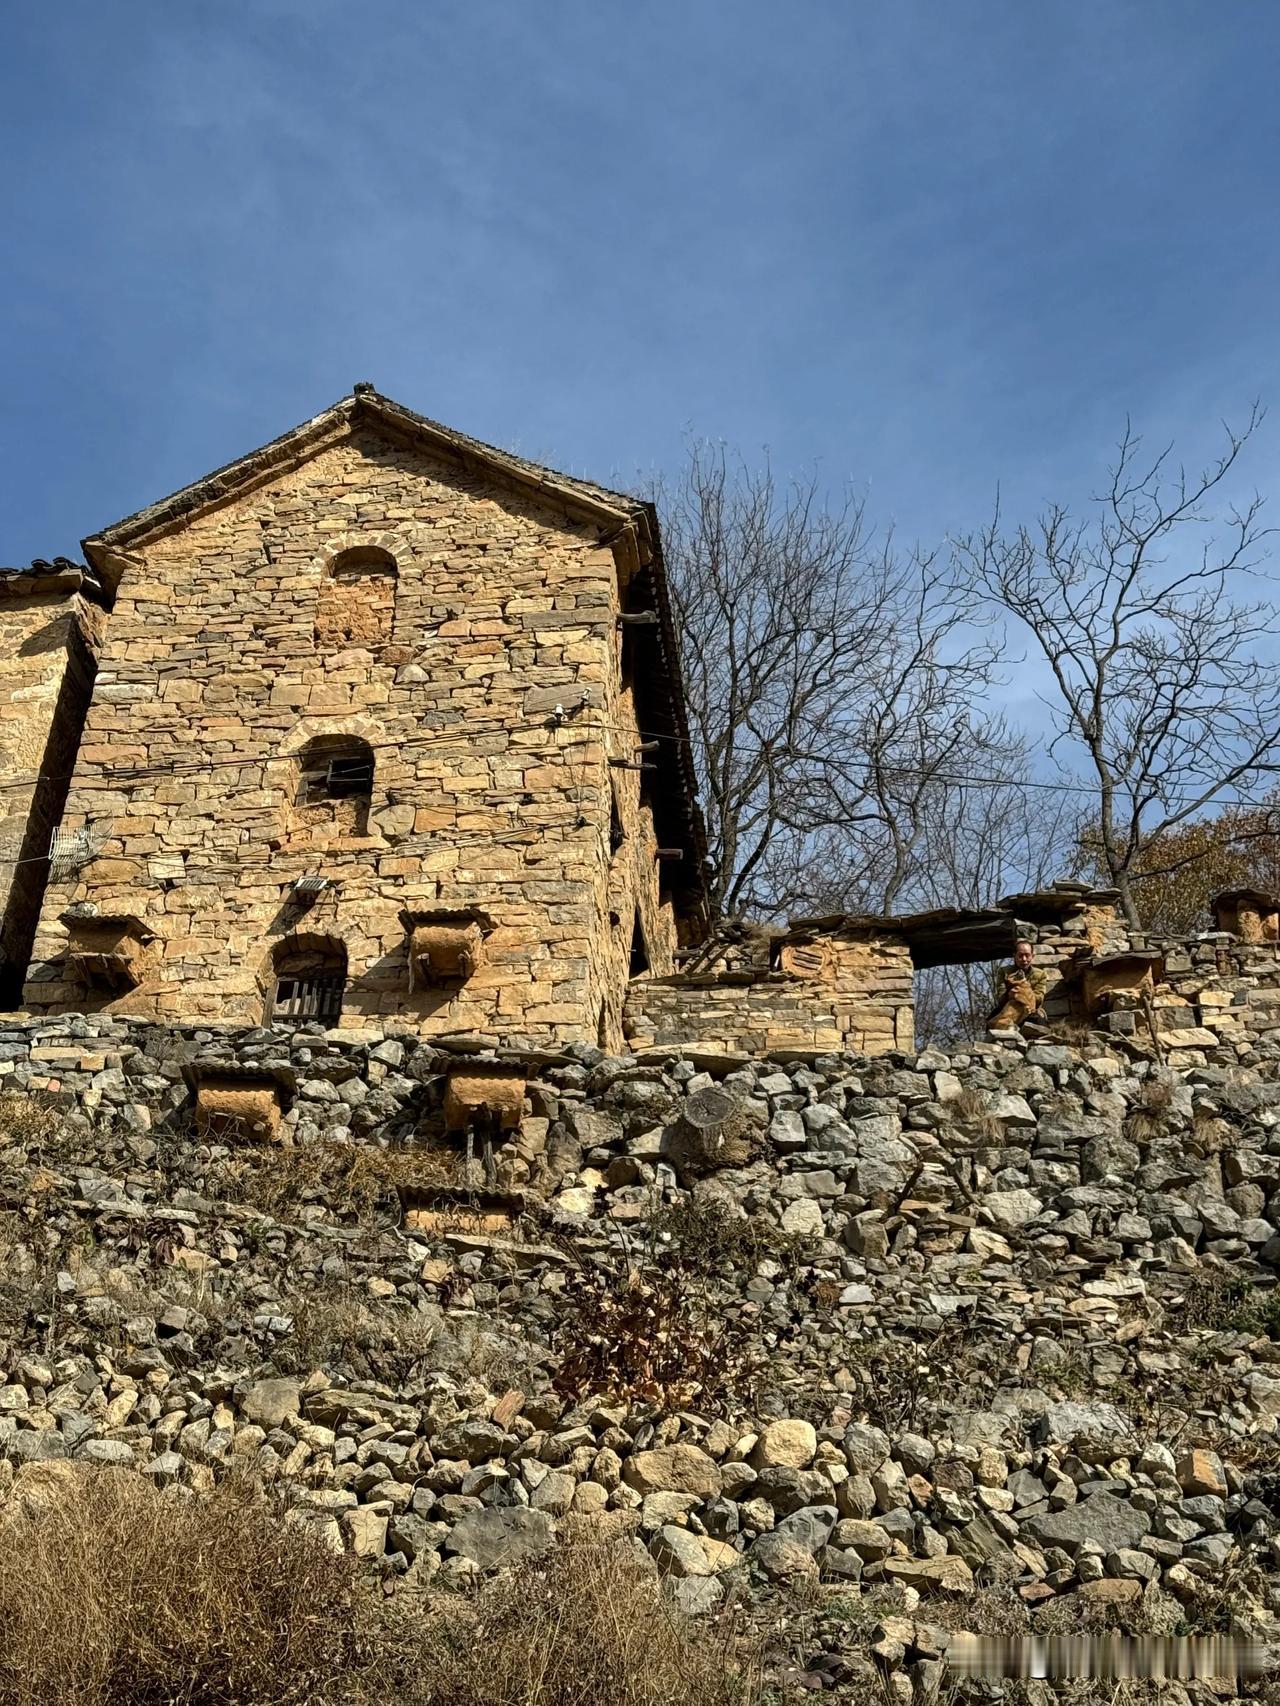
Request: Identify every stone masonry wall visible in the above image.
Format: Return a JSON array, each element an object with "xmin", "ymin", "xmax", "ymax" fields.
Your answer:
[
  {"xmin": 0, "ymin": 570, "xmax": 106, "ymax": 1004},
  {"xmin": 625, "ymin": 933, "xmax": 915, "ymax": 1059},
  {"xmin": 21, "ymin": 427, "xmax": 677, "ymax": 1043}
]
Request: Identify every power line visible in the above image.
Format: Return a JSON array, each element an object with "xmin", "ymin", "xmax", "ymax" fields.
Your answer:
[
  {"xmin": 0, "ymin": 710, "xmax": 596, "ymax": 797},
  {"xmin": 5, "ymin": 705, "xmax": 1279, "ymax": 809},
  {"xmin": 4, "ymin": 703, "xmax": 1280, "ymax": 866}
]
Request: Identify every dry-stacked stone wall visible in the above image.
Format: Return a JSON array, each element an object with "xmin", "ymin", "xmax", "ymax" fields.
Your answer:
[{"xmin": 3, "ymin": 1006, "xmax": 1280, "ymax": 1641}]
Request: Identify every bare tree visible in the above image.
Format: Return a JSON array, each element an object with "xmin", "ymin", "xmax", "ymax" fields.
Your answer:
[
  {"xmin": 952, "ymin": 410, "xmax": 1278, "ymax": 926},
  {"xmin": 660, "ymin": 442, "xmax": 1013, "ymax": 918},
  {"xmin": 910, "ymin": 758, "xmax": 1083, "ymax": 1041}
]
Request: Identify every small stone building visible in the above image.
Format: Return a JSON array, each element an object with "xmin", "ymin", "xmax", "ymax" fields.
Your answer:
[{"xmin": 9, "ymin": 388, "xmax": 708, "ymax": 1046}]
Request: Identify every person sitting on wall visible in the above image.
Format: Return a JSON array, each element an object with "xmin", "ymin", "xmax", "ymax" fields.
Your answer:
[{"xmin": 988, "ymin": 938, "xmax": 1048, "ymax": 1032}]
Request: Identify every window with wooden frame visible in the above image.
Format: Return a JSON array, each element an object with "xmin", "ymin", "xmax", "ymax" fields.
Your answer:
[{"xmin": 269, "ymin": 938, "xmax": 347, "ymax": 1026}]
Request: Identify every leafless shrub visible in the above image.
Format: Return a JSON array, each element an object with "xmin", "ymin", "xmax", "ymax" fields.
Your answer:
[
  {"xmin": 842, "ymin": 1330, "xmax": 976, "ymax": 1434},
  {"xmin": 420, "ymin": 1538, "xmax": 758, "ymax": 1706},
  {"xmin": 1172, "ymin": 1267, "xmax": 1258, "ymax": 1331},
  {"xmin": 551, "ymin": 1199, "xmax": 778, "ymax": 1414}
]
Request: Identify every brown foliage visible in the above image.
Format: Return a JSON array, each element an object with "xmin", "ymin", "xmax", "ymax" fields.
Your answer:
[
  {"xmin": 551, "ymin": 1199, "xmax": 778, "ymax": 1414},
  {"xmin": 1078, "ymin": 793, "xmax": 1280, "ymax": 935}
]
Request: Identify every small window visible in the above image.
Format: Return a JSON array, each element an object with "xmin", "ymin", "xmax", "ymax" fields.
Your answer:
[
  {"xmin": 273, "ymin": 973, "xmax": 344, "ymax": 1025},
  {"xmin": 268, "ymin": 936, "xmax": 347, "ymax": 1027},
  {"xmin": 294, "ymin": 736, "xmax": 374, "ymax": 833},
  {"xmin": 300, "ymin": 747, "xmax": 374, "ymax": 805},
  {"xmin": 329, "ymin": 545, "xmax": 398, "ymax": 582},
  {"xmin": 609, "ymin": 785, "xmax": 626, "ymax": 854}
]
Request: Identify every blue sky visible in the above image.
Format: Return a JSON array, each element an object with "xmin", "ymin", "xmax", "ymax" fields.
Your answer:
[{"xmin": 4, "ymin": 0, "xmax": 1279, "ymax": 638}]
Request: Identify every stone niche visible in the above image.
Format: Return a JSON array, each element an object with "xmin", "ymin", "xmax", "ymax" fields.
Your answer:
[
  {"xmin": 62, "ymin": 912, "xmax": 156, "ymax": 994},
  {"xmin": 1212, "ymin": 888, "xmax": 1280, "ymax": 945},
  {"xmin": 443, "ymin": 1062, "xmax": 527, "ymax": 1135},
  {"xmin": 401, "ymin": 909, "xmax": 490, "ymax": 992},
  {"xmin": 314, "ymin": 544, "xmax": 398, "ymax": 650},
  {"xmin": 185, "ymin": 1063, "xmax": 292, "ymax": 1144},
  {"xmin": 400, "ymin": 1186, "xmax": 524, "ymax": 1236}
]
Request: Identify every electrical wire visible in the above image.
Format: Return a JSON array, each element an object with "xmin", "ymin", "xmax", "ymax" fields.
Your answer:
[{"xmin": 6, "ymin": 707, "xmax": 1280, "ymax": 811}]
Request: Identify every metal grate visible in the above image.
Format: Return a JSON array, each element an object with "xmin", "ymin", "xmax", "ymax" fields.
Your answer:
[
  {"xmin": 272, "ymin": 973, "xmax": 344, "ymax": 1024},
  {"xmin": 300, "ymin": 753, "xmax": 374, "ymax": 804},
  {"xmin": 49, "ymin": 827, "xmax": 99, "ymax": 879}
]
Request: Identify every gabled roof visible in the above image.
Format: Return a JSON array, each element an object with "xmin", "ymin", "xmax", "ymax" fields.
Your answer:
[
  {"xmin": 83, "ymin": 384, "xmax": 652, "ymax": 556},
  {"xmin": 79, "ymin": 385, "xmax": 709, "ymax": 914}
]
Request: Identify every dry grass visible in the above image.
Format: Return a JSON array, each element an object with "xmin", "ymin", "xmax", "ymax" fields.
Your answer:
[
  {"xmin": 0, "ymin": 1466, "xmax": 411, "ymax": 1706},
  {"xmin": 1124, "ymin": 1076, "xmax": 1175, "ymax": 1142},
  {"xmin": 0, "ymin": 1093, "xmax": 63, "ymax": 1151},
  {"xmin": 276, "ymin": 1288, "xmax": 444, "ymax": 1375},
  {"xmin": 948, "ymin": 1086, "xmax": 1001, "ymax": 1141},
  {"xmin": 212, "ymin": 1139, "xmax": 435, "ymax": 1222},
  {"xmin": 274, "ymin": 1286, "xmax": 541, "ymax": 1392},
  {"xmin": 0, "ymin": 1469, "xmax": 758, "ymax": 1706},
  {"xmin": 420, "ymin": 1539, "xmax": 758, "ymax": 1706}
]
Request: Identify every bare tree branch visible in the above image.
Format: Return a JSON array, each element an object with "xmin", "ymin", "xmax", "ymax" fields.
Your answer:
[
  {"xmin": 658, "ymin": 441, "xmax": 1014, "ymax": 918},
  {"xmin": 951, "ymin": 409, "xmax": 1276, "ymax": 926}
]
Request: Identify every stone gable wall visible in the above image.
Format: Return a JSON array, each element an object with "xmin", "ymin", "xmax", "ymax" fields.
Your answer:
[{"xmin": 21, "ymin": 429, "xmax": 677, "ymax": 1042}]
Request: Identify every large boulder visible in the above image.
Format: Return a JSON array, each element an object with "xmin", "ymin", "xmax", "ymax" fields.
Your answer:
[
  {"xmin": 448, "ymin": 1507, "xmax": 555, "ymax": 1570},
  {"xmin": 1024, "ymin": 1492, "xmax": 1150, "ymax": 1554},
  {"xmin": 239, "ymin": 1378, "xmax": 301, "ymax": 1430},
  {"xmin": 622, "ymin": 1444, "xmax": 723, "ymax": 1499},
  {"xmin": 751, "ymin": 1419, "xmax": 818, "ymax": 1471}
]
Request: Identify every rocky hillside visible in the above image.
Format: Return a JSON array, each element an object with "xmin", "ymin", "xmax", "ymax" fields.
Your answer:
[{"xmin": 3, "ymin": 1019, "xmax": 1280, "ymax": 1696}]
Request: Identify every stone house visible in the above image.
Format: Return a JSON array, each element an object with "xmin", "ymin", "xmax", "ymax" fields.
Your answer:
[{"xmin": 5, "ymin": 387, "xmax": 708, "ymax": 1047}]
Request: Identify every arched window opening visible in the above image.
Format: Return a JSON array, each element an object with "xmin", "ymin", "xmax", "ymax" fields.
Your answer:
[
  {"xmin": 295, "ymin": 735, "xmax": 374, "ymax": 834},
  {"xmin": 316, "ymin": 545, "xmax": 397, "ymax": 649},
  {"xmin": 269, "ymin": 936, "xmax": 346, "ymax": 1026}
]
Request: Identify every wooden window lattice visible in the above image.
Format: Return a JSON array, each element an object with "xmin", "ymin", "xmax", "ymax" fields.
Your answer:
[{"xmin": 272, "ymin": 972, "xmax": 344, "ymax": 1024}]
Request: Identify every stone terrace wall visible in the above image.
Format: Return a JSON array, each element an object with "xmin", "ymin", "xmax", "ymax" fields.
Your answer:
[
  {"xmin": 625, "ymin": 933, "xmax": 915, "ymax": 1059},
  {"xmin": 4, "ymin": 1009, "xmax": 1280, "ymax": 1620}
]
